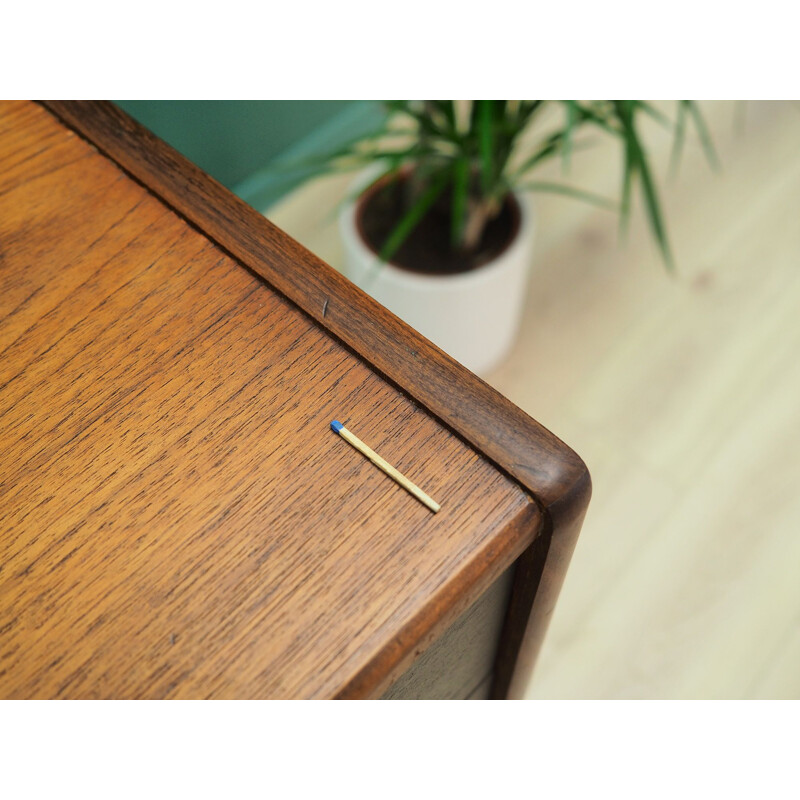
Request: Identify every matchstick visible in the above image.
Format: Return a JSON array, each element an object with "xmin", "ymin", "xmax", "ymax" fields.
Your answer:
[{"xmin": 330, "ymin": 420, "xmax": 441, "ymax": 513}]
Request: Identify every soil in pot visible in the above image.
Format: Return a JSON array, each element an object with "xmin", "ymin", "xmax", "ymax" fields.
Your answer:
[{"xmin": 356, "ymin": 172, "xmax": 521, "ymax": 276}]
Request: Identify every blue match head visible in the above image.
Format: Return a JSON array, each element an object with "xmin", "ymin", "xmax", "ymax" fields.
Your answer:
[{"xmin": 330, "ymin": 420, "xmax": 344, "ymax": 432}]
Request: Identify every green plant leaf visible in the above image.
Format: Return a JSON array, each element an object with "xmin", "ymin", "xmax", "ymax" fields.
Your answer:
[
  {"xmin": 615, "ymin": 101, "xmax": 637, "ymax": 239},
  {"xmin": 378, "ymin": 168, "xmax": 452, "ymax": 263},
  {"xmin": 256, "ymin": 98, "xmax": 703, "ymax": 274},
  {"xmin": 517, "ymin": 100, "xmax": 545, "ymax": 126},
  {"xmin": 619, "ymin": 139, "xmax": 636, "ymax": 237},
  {"xmin": 451, "ymin": 157, "xmax": 469, "ymax": 248},
  {"xmin": 561, "ymin": 100, "xmax": 578, "ymax": 174},
  {"xmin": 669, "ymin": 100, "xmax": 689, "ymax": 178},
  {"xmin": 511, "ymin": 130, "xmax": 567, "ymax": 179},
  {"xmin": 517, "ymin": 181, "xmax": 618, "ymax": 211},
  {"xmin": 637, "ymin": 149, "xmax": 674, "ymax": 270},
  {"xmin": 616, "ymin": 101, "xmax": 673, "ymax": 269},
  {"xmin": 385, "ymin": 100, "xmax": 461, "ymax": 143},
  {"xmin": 634, "ymin": 100, "xmax": 673, "ymax": 129},
  {"xmin": 686, "ymin": 101, "xmax": 721, "ymax": 172},
  {"xmin": 572, "ymin": 101, "xmax": 623, "ymax": 136},
  {"xmin": 478, "ymin": 100, "xmax": 495, "ymax": 193},
  {"xmin": 670, "ymin": 101, "xmax": 720, "ymax": 178},
  {"xmin": 430, "ymin": 100, "xmax": 457, "ymax": 132}
]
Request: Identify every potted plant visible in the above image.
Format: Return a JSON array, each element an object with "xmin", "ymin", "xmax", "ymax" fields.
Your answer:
[{"xmin": 307, "ymin": 101, "xmax": 716, "ymax": 374}]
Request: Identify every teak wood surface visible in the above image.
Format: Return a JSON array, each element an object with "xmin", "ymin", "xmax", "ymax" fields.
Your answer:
[{"xmin": 0, "ymin": 101, "xmax": 590, "ymax": 699}]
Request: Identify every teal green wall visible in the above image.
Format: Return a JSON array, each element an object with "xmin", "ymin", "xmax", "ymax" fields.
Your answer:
[
  {"xmin": 116, "ymin": 101, "xmax": 385, "ymax": 210},
  {"xmin": 117, "ymin": 101, "xmax": 350, "ymax": 189}
]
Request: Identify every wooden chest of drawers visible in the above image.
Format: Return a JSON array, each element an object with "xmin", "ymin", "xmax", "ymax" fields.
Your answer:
[{"xmin": 0, "ymin": 101, "xmax": 590, "ymax": 698}]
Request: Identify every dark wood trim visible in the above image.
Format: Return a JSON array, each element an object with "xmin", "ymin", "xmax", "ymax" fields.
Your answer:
[
  {"xmin": 39, "ymin": 100, "xmax": 591, "ymax": 697},
  {"xmin": 490, "ymin": 468, "xmax": 591, "ymax": 698}
]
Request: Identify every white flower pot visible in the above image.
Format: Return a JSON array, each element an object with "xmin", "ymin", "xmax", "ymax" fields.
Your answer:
[{"xmin": 339, "ymin": 174, "xmax": 534, "ymax": 376}]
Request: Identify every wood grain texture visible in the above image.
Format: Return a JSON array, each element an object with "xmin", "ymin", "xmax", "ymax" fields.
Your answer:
[
  {"xmin": 263, "ymin": 101, "xmax": 800, "ymax": 700},
  {"xmin": 0, "ymin": 100, "xmax": 540, "ymax": 699},
  {"xmin": 39, "ymin": 100, "xmax": 592, "ymax": 696}
]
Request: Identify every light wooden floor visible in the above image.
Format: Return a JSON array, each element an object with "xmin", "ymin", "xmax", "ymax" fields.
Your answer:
[{"xmin": 267, "ymin": 101, "xmax": 800, "ymax": 699}]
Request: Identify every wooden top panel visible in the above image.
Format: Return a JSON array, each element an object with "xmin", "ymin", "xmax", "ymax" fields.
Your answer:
[{"xmin": 0, "ymin": 101, "xmax": 538, "ymax": 698}]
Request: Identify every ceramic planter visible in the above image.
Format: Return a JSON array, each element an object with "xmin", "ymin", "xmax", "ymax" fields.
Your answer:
[{"xmin": 339, "ymin": 173, "xmax": 533, "ymax": 375}]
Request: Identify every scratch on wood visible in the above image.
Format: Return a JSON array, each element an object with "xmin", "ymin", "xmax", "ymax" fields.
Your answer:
[{"xmin": 322, "ymin": 299, "xmax": 329, "ymax": 318}]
